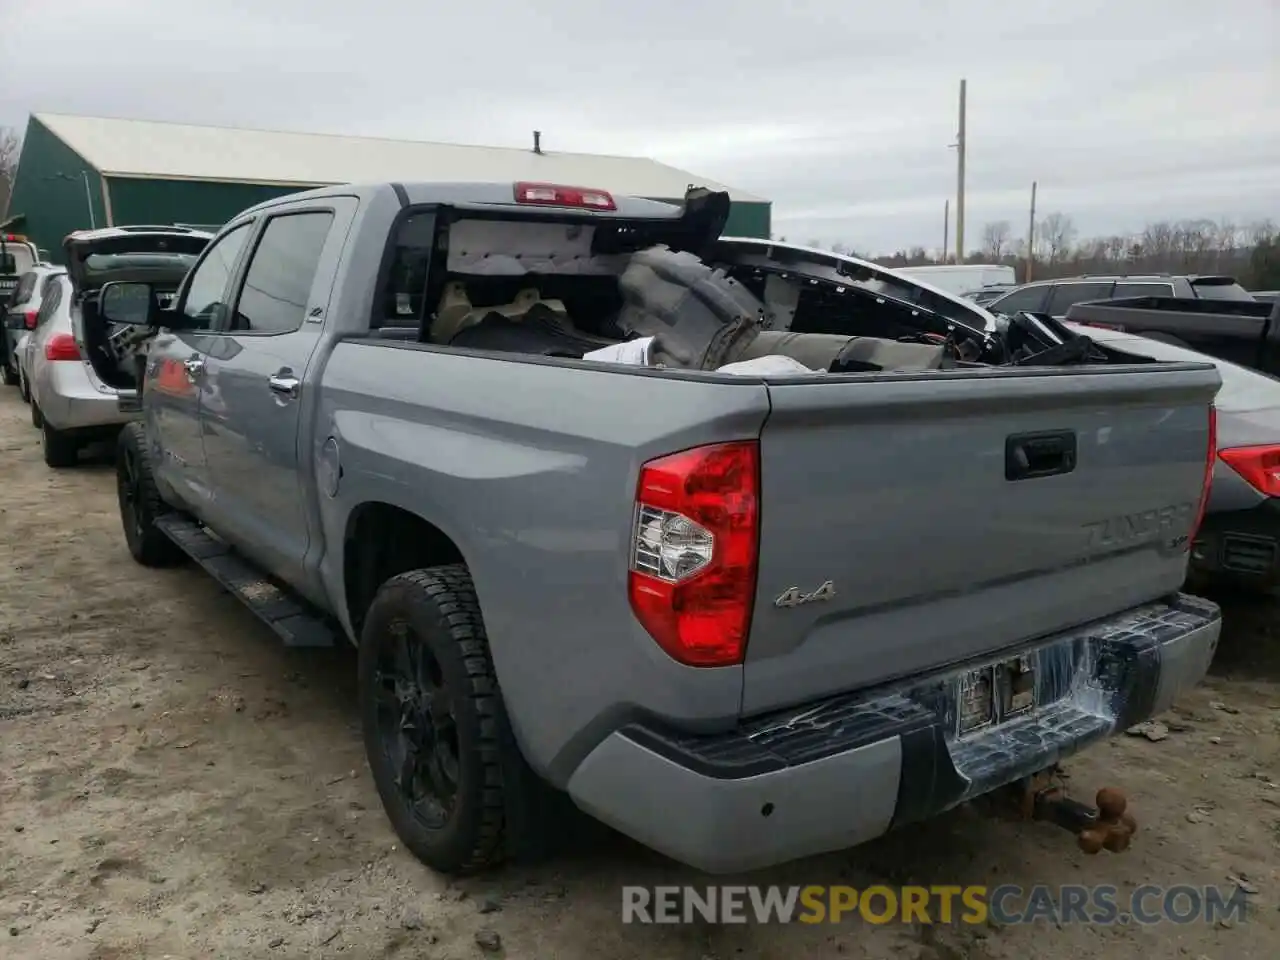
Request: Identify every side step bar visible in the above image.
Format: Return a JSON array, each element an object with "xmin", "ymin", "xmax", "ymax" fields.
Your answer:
[{"xmin": 155, "ymin": 515, "xmax": 337, "ymax": 648}]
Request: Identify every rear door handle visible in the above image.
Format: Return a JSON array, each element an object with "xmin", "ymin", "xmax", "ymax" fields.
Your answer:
[
  {"xmin": 1005, "ymin": 430, "xmax": 1077, "ymax": 481},
  {"xmin": 268, "ymin": 371, "xmax": 300, "ymax": 398}
]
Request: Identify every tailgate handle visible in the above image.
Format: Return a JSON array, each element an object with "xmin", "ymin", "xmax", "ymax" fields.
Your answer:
[{"xmin": 1006, "ymin": 431, "xmax": 1077, "ymax": 481}]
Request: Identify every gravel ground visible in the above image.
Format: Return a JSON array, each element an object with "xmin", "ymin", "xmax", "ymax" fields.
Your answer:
[{"xmin": 1, "ymin": 388, "xmax": 1279, "ymax": 960}]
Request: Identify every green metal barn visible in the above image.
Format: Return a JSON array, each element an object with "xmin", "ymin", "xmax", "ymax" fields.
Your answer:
[{"xmin": 3, "ymin": 113, "xmax": 771, "ymax": 260}]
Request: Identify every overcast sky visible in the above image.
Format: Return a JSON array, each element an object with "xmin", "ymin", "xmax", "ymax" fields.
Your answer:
[{"xmin": 2, "ymin": 0, "xmax": 1277, "ymax": 253}]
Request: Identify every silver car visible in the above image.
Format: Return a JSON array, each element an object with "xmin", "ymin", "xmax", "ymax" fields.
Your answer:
[
  {"xmin": 28, "ymin": 227, "xmax": 212, "ymax": 468},
  {"xmin": 6, "ymin": 265, "xmax": 64, "ymax": 398}
]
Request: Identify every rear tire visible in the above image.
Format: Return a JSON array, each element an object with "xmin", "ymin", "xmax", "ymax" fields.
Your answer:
[
  {"xmin": 359, "ymin": 565, "xmax": 568, "ymax": 874},
  {"xmin": 1, "ymin": 362, "xmax": 17, "ymax": 386},
  {"xmin": 117, "ymin": 422, "xmax": 183, "ymax": 567},
  {"xmin": 41, "ymin": 419, "xmax": 79, "ymax": 468}
]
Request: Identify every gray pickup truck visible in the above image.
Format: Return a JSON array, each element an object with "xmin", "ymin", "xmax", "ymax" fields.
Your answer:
[{"xmin": 98, "ymin": 180, "xmax": 1224, "ymax": 875}]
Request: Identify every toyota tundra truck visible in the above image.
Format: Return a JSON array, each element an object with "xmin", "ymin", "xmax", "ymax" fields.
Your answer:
[{"xmin": 99, "ymin": 180, "xmax": 1223, "ymax": 875}]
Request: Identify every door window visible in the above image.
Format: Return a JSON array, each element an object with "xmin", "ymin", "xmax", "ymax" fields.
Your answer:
[
  {"xmin": 1045, "ymin": 282, "xmax": 1115, "ymax": 316},
  {"xmin": 229, "ymin": 212, "xmax": 335, "ymax": 335},
  {"xmin": 179, "ymin": 222, "xmax": 253, "ymax": 330},
  {"xmin": 12, "ymin": 273, "xmax": 36, "ymax": 306},
  {"xmin": 988, "ymin": 285, "xmax": 1050, "ymax": 314},
  {"xmin": 35, "ymin": 281, "xmax": 63, "ymax": 327}
]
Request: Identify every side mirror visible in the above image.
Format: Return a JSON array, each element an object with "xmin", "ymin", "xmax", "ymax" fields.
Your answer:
[{"xmin": 99, "ymin": 280, "xmax": 162, "ymax": 327}]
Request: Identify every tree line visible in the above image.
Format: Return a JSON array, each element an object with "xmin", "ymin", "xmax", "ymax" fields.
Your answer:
[{"xmin": 798, "ymin": 212, "xmax": 1280, "ymax": 291}]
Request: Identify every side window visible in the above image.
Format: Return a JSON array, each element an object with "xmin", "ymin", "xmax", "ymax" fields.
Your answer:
[
  {"xmin": 1045, "ymin": 282, "xmax": 1114, "ymax": 315},
  {"xmin": 180, "ymin": 222, "xmax": 253, "ymax": 329},
  {"xmin": 1116, "ymin": 282, "xmax": 1174, "ymax": 298},
  {"xmin": 12, "ymin": 273, "xmax": 36, "ymax": 306},
  {"xmin": 989, "ymin": 285, "xmax": 1050, "ymax": 314},
  {"xmin": 229, "ymin": 211, "xmax": 334, "ymax": 335},
  {"xmin": 36, "ymin": 282, "xmax": 63, "ymax": 327}
]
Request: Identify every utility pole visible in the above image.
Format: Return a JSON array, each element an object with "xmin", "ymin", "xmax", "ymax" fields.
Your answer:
[
  {"xmin": 1025, "ymin": 181, "xmax": 1037, "ymax": 283},
  {"xmin": 942, "ymin": 199, "xmax": 949, "ymax": 264},
  {"xmin": 954, "ymin": 78, "xmax": 967, "ymax": 264}
]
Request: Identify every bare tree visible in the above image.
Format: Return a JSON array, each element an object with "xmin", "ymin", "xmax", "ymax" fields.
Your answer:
[
  {"xmin": 0, "ymin": 127, "xmax": 21, "ymax": 217},
  {"xmin": 1038, "ymin": 213, "xmax": 1077, "ymax": 265},
  {"xmin": 980, "ymin": 221, "xmax": 1012, "ymax": 261}
]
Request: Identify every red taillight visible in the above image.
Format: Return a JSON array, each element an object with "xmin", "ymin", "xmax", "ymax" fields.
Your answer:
[
  {"xmin": 1189, "ymin": 405, "xmax": 1218, "ymax": 545},
  {"xmin": 23, "ymin": 309, "xmax": 37, "ymax": 330},
  {"xmin": 44, "ymin": 333, "xmax": 81, "ymax": 362},
  {"xmin": 1218, "ymin": 440, "xmax": 1280, "ymax": 499},
  {"xmin": 627, "ymin": 441, "xmax": 760, "ymax": 667},
  {"xmin": 513, "ymin": 182, "xmax": 616, "ymax": 211}
]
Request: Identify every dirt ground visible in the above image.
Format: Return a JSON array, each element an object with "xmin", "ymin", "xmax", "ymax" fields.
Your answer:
[{"xmin": 1, "ymin": 391, "xmax": 1279, "ymax": 960}]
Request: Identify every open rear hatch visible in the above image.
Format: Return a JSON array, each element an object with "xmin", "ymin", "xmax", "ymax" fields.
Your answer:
[
  {"xmin": 743, "ymin": 361, "xmax": 1219, "ymax": 715},
  {"xmin": 63, "ymin": 227, "xmax": 211, "ymax": 395}
]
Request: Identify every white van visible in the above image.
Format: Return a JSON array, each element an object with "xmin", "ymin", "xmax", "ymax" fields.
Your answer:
[{"xmin": 893, "ymin": 264, "xmax": 1016, "ymax": 297}]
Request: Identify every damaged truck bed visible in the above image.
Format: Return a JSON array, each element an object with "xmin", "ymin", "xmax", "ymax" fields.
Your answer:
[{"xmin": 104, "ymin": 181, "xmax": 1223, "ymax": 875}]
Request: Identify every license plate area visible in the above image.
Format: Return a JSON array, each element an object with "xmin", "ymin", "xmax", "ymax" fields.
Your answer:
[{"xmin": 956, "ymin": 654, "xmax": 1037, "ymax": 737}]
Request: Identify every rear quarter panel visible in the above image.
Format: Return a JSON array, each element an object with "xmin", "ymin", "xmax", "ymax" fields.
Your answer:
[{"xmin": 314, "ymin": 344, "xmax": 771, "ymax": 782}]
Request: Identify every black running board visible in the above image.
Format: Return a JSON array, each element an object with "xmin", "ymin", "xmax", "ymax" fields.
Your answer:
[{"xmin": 155, "ymin": 515, "xmax": 337, "ymax": 648}]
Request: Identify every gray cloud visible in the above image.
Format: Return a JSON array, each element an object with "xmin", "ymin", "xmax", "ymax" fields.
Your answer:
[{"xmin": 2, "ymin": 0, "xmax": 1276, "ymax": 252}]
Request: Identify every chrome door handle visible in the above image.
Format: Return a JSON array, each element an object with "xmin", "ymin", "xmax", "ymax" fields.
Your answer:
[
  {"xmin": 183, "ymin": 357, "xmax": 204, "ymax": 377},
  {"xmin": 268, "ymin": 373, "xmax": 300, "ymax": 398}
]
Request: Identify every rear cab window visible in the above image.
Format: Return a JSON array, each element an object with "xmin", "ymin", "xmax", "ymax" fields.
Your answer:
[
  {"xmin": 1190, "ymin": 278, "xmax": 1256, "ymax": 302},
  {"xmin": 0, "ymin": 241, "xmax": 36, "ymax": 301},
  {"xmin": 1, "ymin": 244, "xmax": 36, "ymax": 276}
]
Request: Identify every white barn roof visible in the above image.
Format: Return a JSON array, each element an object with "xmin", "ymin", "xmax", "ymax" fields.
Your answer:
[{"xmin": 35, "ymin": 113, "xmax": 767, "ymax": 203}]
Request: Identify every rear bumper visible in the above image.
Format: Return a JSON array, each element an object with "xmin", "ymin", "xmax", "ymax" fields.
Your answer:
[
  {"xmin": 37, "ymin": 362, "xmax": 135, "ymax": 432},
  {"xmin": 1191, "ymin": 500, "xmax": 1280, "ymax": 585},
  {"xmin": 566, "ymin": 594, "xmax": 1220, "ymax": 874}
]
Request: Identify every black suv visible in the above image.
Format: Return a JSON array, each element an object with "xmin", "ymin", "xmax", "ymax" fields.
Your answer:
[{"xmin": 986, "ymin": 274, "xmax": 1255, "ymax": 318}]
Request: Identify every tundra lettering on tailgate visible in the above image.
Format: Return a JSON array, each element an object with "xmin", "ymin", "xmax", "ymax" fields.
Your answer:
[{"xmin": 1082, "ymin": 502, "xmax": 1194, "ymax": 551}]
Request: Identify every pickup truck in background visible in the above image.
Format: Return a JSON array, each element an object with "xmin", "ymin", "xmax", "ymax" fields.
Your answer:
[
  {"xmin": 987, "ymin": 273, "xmax": 1257, "ymax": 321},
  {"xmin": 1066, "ymin": 295, "xmax": 1280, "ymax": 376},
  {"xmin": 100, "ymin": 180, "xmax": 1222, "ymax": 875},
  {"xmin": 1062, "ymin": 321, "xmax": 1280, "ymax": 593}
]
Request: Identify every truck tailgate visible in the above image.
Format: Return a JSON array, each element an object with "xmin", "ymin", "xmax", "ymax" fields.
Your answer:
[{"xmin": 743, "ymin": 362, "xmax": 1220, "ymax": 715}]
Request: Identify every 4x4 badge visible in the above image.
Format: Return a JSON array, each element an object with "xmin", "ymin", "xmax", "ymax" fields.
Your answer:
[{"xmin": 774, "ymin": 580, "xmax": 836, "ymax": 609}]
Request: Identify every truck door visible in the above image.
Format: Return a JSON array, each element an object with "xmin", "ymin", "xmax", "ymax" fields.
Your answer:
[
  {"xmin": 148, "ymin": 221, "xmax": 254, "ymax": 510},
  {"xmin": 198, "ymin": 198, "xmax": 356, "ymax": 591}
]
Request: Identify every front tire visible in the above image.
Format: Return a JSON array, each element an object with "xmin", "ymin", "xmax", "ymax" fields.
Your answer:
[
  {"xmin": 359, "ymin": 565, "xmax": 563, "ymax": 874},
  {"xmin": 116, "ymin": 422, "xmax": 183, "ymax": 567},
  {"xmin": 41, "ymin": 419, "xmax": 79, "ymax": 468}
]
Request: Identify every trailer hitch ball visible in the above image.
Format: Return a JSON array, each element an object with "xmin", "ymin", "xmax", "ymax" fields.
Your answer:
[
  {"xmin": 1078, "ymin": 787, "xmax": 1138, "ymax": 855},
  {"xmin": 1030, "ymin": 783, "xmax": 1137, "ymax": 855}
]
